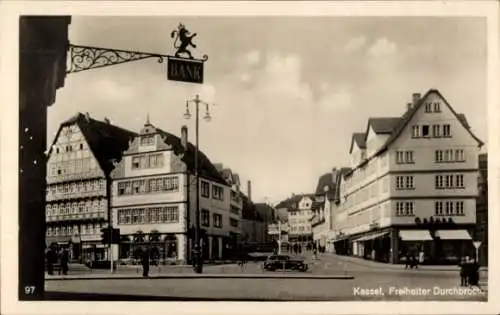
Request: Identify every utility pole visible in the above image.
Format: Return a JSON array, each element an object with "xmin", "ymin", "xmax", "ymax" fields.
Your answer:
[{"xmin": 106, "ymin": 175, "xmax": 113, "ymax": 273}]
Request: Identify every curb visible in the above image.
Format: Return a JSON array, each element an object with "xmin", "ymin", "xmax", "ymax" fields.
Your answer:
[
  {"xmin": 319, "ymin": 255, "xmax": 488, "ymax": 272},
  {"xmin": 45, "ymin": 274, "xmax": 355, "ymax": 281}
]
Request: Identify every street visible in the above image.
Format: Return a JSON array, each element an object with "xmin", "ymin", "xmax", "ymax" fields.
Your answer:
[{"xmin": 45, "ymin": 254, "xmax": 487, "ymax": 301}]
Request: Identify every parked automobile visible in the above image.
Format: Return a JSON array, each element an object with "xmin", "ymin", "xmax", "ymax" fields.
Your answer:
[{"xmin": 263, "ymin": 255, "xmax": 308, "ymax": 272}]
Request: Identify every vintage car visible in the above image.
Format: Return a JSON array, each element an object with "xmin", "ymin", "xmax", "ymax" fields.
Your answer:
[{"xmin": 263, "ymin": 255, "xmax": 308, "ymax": 272}]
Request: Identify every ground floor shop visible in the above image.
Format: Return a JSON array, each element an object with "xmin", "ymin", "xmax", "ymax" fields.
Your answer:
[
  {"xmin": 118, "ymin": 232, "xmax": 237, "ymax": 263},
  {"xmin": 331, "ymin": 226, "xmax": 476, "ymax": 265}
]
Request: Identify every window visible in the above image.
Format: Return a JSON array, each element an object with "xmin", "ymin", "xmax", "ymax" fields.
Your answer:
[
  {"xmin": 212, "ymin": 185, "xmax": 224, "ymax": 201},
  {"xmin": 118, "ymin": 182, "xmax": 126, "ymax": 195},
  {"xmin": 201, "ymin": 209, "xmax": 210, "ymax": 227},
  {"xmin": 435, "ymin": 175, "xmax": 444, "ymax": 189},
  {"xmin": 435, "ymin": 150, "xmax": 444, "ymax": 163},
  {"xmin": 435, "ymin": 201, "xmax": 444, "ymax": 216},
  {"xmin": 56, "ymin": 148, "xmax": 60, "ymax": 154},
  {"xmin": 80, "ymin": 143, "xmax": 84, "ymax": 150},
  {"xmin": 132, "ymin": 157, "xmax": 140, "ymax": 169},
  {"xmin": 422, "ymin": 125, "xmax": 430, "ymax": 137},
  {"xmin": 230, "ymin": 205, "xmax": 240, "ymax": 215},
  {"xmin": 395, "ymin": 176, "xmax": 414, "ymax": 190},
  {"xmin": 396, "ymin": 151, "xmax": 414, "ymax": 164},
  {"xmin": 445, "ymin": 201, "xmax": 453, "ymax": 215},
  {"xmin": 140, "ymin": 135, "xmax": 155, "ymax": 146},
  {"xmin": 396, "ymin": 202, "xmax": 414, "ymax": 216},
  {"xmin": 455, "ymin": 201, "xmax": 464, "ymax": 215},
  {"xmin": 213, "ymin": 213, "xmax": 223, "ymax": 228},
  {"xmin": 433, "ymin": 102, "xmax": 441, "ymax": 112},
  {"xmin": 424, "ymin": 102, "xmax": 432, "ymax": 113},
  {"xmin": 412, "ymin": 125, "xmax": 420, "ymax": 138},
  {"xmin": 443, "ymin": 124, "xmax": 451, "ymax": 137},
  {"xmin": 201, "ymin": 181, "xmax": 210, "ymax": 198},
  {"xmin": 455, "ymin": 174, "xmax": 464, "ymax": 188},
  {"xmin": 455, "ymin": 149, "xmax": 465, "ymax": 162},
  {"xmin": 432, "ymin": 125, "xmax": 441, "ymax": 137},
  {"xmin": 230, "ymin": 218, "xmax": 239, "ymax": 227}
]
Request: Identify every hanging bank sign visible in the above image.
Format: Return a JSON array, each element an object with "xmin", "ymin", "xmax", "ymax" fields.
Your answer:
[{"xmin": 167, "ymin": 23, "xmax": 208, "ymax": 84}]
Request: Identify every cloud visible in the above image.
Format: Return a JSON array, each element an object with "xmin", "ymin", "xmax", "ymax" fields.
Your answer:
[
  {"xmin": 319, "ymin": 88, "xmax": 353, "ymax": 112},
  {"xmin": 368, "ymin": 37, "xmax": 398, "ymax": 58},
  {"xmin": 343, "ymin": 36, "xmax": 366, "ymax": 53},
  {"xmin": 245, "ymin": 50, "xmax": 261, "ymax": 65}
]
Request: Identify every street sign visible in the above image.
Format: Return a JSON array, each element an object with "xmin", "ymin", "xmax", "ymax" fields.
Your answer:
[
  {"xmin": 473, "ymin": 241, "xmax": 482, "ymax": 249},
  {"xmin": 167, "ymin": 57, "xmax": 204, "ymax": 84}
]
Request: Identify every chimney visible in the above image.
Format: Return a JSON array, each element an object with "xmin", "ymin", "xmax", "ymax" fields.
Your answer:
[
  {"xmin": 104, "ymin": 117, "xmax": 110, "ymax": 124},
  {"xmin": 84, "ymin": 112, "xmax": 90, "ymax": 122},
  {"xmin": 247, "ymin": 180, "xmax": 252, "ymax": 202},
  {"xmin": 181, "ymin": 125, "xmax": 188, "ymax": 150},
  {"xmin": 412, "ymin": 93, "xmax": 421, "ymax": 106},
  {"xmin": 407, "ymin": 102, "xmax": 412, "ymax": 110}
]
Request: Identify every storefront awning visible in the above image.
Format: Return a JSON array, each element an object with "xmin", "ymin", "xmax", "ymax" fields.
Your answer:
[
  {"xmin": 354, "ymin": 231, "xmax": 389, "ymax": 242},
  {"xmin": 399, "ymin": 230, "xmax": 432, "ymax": 241},
  {"xmin": 435, "ymin": 230, "xmax": 472, "ymax": 240}
]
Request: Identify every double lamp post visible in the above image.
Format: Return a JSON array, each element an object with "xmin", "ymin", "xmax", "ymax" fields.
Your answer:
[{"xmin": 183, "ymin": 94, "xmax": 214, "ymax": 274}]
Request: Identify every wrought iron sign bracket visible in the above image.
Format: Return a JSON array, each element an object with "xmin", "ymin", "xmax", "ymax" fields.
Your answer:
[
  {"xmin": 67, "ymin": 44, "xmax": 168, "ymax": 74},
  {"xmin": 66, "ymin": 23, "xmax": 209, "ymax": 82}
]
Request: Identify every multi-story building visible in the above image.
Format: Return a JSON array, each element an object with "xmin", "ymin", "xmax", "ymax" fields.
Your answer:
[
  {"xmin": 276, "ymin": 194, "xmax": 315, "ymax": 246},
  {"xmin": 45, "ymin": 112, "xmax": 136, "ymax": 261},
  {"xmin": 214, "ymin": 164, "xmax": 243, "ymax": 252},
  {"xmin": 475, "ymin": 153, "xmax": 488, "ymax": 266},
  {"xmin": 311, "ymin": 167, "xmax": 351, "ymax": 252},
  {"xmin": 333, "ymin": 89, "xmax": 483, "ymax": 264},
  {"xmin": 110, "ymin": 119, "xmax": 231, "ymax": 263}
]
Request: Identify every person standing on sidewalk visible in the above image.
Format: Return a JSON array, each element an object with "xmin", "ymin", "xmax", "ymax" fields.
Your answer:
[
  {"xmin": 60, "ymin": 248, "xmax": 69, "ymax": 275},
  {"xmin": 141, "ymin": 247, "xmax": 150, "ymax": 277},
  {"xmin": 459, "ymin": 257, "xmax": 468, "ymax": 286}
]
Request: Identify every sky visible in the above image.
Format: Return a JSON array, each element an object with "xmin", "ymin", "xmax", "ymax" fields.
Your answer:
[{"xmin": 48, "ymin": 16, "xmax": 487, "ymax": 204}]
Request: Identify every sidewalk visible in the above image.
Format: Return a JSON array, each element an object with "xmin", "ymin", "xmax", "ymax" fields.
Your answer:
[
  {"xmin": 45, "ymin": 272, "xmax": 354, "ymax": 281},
  {"xmin": 320, "ymin": 252, "xmax": 488, "ymax": 273}
]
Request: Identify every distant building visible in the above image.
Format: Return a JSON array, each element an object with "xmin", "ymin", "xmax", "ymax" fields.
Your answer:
[
  {"xmin": 276, "ymin": 194, "xmax": 315, "ymax": 246},
  {"xmin": 311, "ymin": 167, "xmax": 351, "ymax": 251},
  {"xmin": 45, "ymin": 112, "xmax": 136, "ymax": 261},
  {"xmin": 110, "ymin": 119, "xmax": 231, "ymax": 262},
  {"xmin": 333, "ymin": 89, "xmax": 483, "ymax": 264},
  {"xmin": 475, "ymin": 153, "xmax": 488, "ymax": 266},
  {"xmin": 214, "ymin": 164, "xmax": 243, "ymax": 252}
]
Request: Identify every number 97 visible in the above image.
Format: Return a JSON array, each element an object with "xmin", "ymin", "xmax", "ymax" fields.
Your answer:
[{"xmin": 24, "ymin": 286, "xmax": 35, "ymax": 294}]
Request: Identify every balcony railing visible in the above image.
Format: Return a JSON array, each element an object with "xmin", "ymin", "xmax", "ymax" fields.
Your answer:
[
  {"xmin": 46, "ymin": 189, "xmax": 106, "ymax": 201},
  {"xmin": 46, "ymin": 211, "xmax": 107, "ymax": 222}
]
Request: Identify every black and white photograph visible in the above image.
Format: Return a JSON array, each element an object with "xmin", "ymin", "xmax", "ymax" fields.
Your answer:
[{"xmin": 1, "ymin": 1, "xmax": 499, "ymax": 314}]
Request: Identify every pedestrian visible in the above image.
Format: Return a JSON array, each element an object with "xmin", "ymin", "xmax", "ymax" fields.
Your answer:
[
  {"xmin": 60, "ymin": 248, "xmax": 69, "ymax": 275},
  {"xmin": 237, "ymin": 250, "xmax": 247, "ymax": 271},
  {"xmin": 468, "ymin": 258, "xmax": 480, "ymax": 288},
  {"xmin": 412, "ymin": 254, "xmax": 418, "ymax": 269},
  {"xmin": 404, "ymin": 253, "xmax": 411, "ymax": 269},
  {"xmin": 141, "ymin": 248, "xmax": 150, "ymax": 277},
  {"xmin": 46, "ymin": 247, "xmax": 56, "ymax": 275},
  {"xmin": 459, "ymin": 257, "xmax": 468, "ymax": 287}
]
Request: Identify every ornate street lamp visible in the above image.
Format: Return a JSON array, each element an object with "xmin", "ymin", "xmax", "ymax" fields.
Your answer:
[{"xmin": 184, "ymin": 94, "xmax": 215, "ymax": 274}]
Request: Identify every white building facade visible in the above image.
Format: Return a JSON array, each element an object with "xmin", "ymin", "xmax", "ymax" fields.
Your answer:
[
  {"xmin": 110, "ymin": 120, "xmax": 232, "ymax": 263},
  {"xmin": 332, "ymin": 90, "xmax": 483, "ymax": 264}
]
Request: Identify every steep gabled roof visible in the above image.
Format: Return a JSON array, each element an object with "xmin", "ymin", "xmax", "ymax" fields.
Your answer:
[
  {"xmin": 365, "ymin": 117, "xmax": 400, "ymax": 139},
  {"xmin": 375, "ymin": 89, "xmax": 483, "ymax": 156},
  {"xmin": 48, "ymin": 112, "xmax": 138, "ymax": 175},
  {"xmin": 154, "ymin": 127, "xmax": 227, "ymax": 185},
  {"xmin": 346, "ymin": 89, "xmax": 483, "ymax": 177},
  {"xmin": 315, "ymin": 172, "xmax": 333, "ymax": 195},
  {"xmin": 275, "ymin": 193, "xmax": 315, "ymax": 210},
  {"xmin": 349, "ymin": 133, "xmax": 366, "ymax": 153}
]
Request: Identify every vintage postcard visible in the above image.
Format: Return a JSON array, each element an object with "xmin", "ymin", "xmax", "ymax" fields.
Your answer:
[{"xmin": 1, "ymin": 1, "xmax": 499, "ymax": 315}]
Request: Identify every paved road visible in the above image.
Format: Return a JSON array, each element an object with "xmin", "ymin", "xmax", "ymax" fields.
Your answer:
[{"xmin": 45, "ymin": 254, "xmax": 487, "ymax": 301}]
